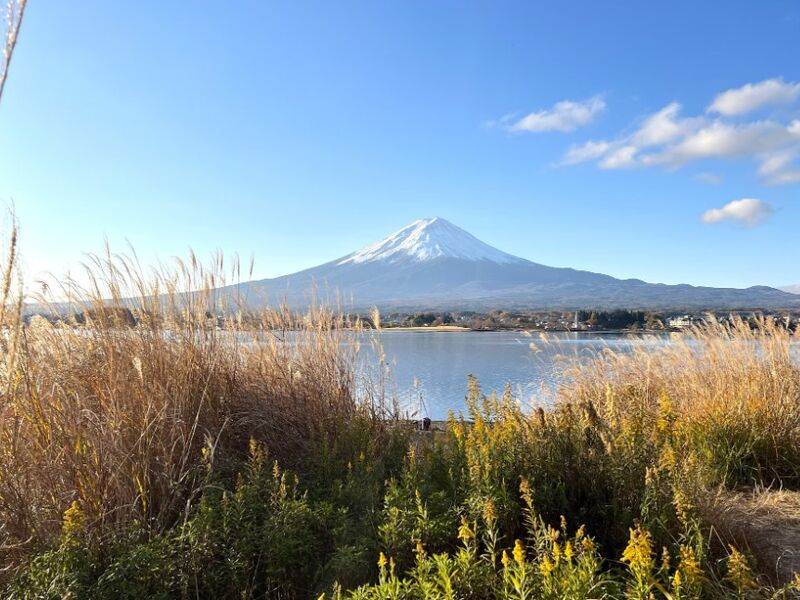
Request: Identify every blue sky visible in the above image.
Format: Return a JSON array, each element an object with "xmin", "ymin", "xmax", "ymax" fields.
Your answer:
[{"xmin": 1, "ymin": 1, "xmax": 799, "ymax": 289}]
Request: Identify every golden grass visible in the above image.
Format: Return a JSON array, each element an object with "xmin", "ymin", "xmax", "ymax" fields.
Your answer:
[
  {"xmin": 553, "ymin": 318, "xmax": 800, "ymax": 585},
  {"xmin": 560, "ymin": 318, "xmax": 800, "ymax": 488},
  {"xmin": 1, "ymin": 217, "xmax": 799, "ymax": 595},
  {"xmin": 0, "ymin": 225, "xmax": 392, "ymax": 564},
  {"xmin": 703, "ymin": 489, "xmax": 800, "ymax": 586}
]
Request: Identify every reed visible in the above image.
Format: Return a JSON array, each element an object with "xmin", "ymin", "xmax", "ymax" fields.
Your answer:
[
  {"xmin": 0, "ymin": 0, "xmax": 27, "ymax": 104},
  {"xmin": 0, "ymin": 225, "xmax": 393, "ymax": 562},
  {"xmin": 1, "ymin": 223, "xmax": 799, "ymax": 597}
]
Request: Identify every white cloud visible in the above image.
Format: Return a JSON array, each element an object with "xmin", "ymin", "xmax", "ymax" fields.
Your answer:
[
  {"xmin": 759, "ymin": 151, "xmax": 794, "ymax": 177},
  {"xmin": 551, "ymin": 79, "xmax": 800, "ymax": 184},
  {"xmin": 509, "ymin": 96, "xmax": 605, "ymax": 133},
  {"xmin": 642, "ymin": 120, "xmax": 800, "ymax": 168},
  {"xmin": 599, "ymin": 146, "xmax": 638, "ymax": 169},
  {"xmin": 631, "ymin": 102, "xmax": 704, "ymax": 146},
  {"xmin": 693, "ymin": 172, "xmax": 723, "ymax": 184},
  {"xmin": 560, "ymin": 140, "xmax": 613, "ymax": 165},
  {"xmin": 559, "ymin": 102, "xmax": 706, "ymax": 169},
  {"xmin": 708, "ymin": 78, "xmax": 800, "ymax": 116},
  {"xmin": 560, "ymin": 107, "xmax": 800, "ymax": 183},
  {"xmin": 701, "ymin": 199, "xmax": 774, "ymax": 226},
  {"xmin": 759, "ymin": 151, "xmax": 800, "ymax": 184}
]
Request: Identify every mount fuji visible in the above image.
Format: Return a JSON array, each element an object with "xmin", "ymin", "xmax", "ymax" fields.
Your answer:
[{"xmin": 231, "ymin": 218, "xmax": 799, "ymax": 310}]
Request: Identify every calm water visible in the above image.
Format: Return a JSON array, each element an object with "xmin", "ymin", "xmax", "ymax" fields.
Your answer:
[{"xmin": 361, "ymin": 331, "xmax": 671, "ymax": 419}]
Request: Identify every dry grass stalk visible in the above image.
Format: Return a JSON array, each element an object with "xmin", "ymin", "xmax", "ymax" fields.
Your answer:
[
  {"xmin": 702, "ymin": 488, "xmax": 800, "ymax": 586},
  {"xmin": 0, "ymin": 232, "xmax": 393, "ymax": 565},
  {"xmin": 561, "ymin": 318, "xmax": 800, "ymax": 486},
  {"xmin": 0, "ymin": 0, "xmax": 27, "ymax": 103}
]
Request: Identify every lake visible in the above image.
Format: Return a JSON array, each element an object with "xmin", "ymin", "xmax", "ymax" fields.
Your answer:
[{"xmin": 362, "ymin": 331, "xmax": 671, "ymax": 420}]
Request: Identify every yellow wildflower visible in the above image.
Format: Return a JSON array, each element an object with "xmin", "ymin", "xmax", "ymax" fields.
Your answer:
[
  {"xmin": 62, "ymin": 500, "xmax": 84, "ymax": 537},
  {"xmin": 564, "ymin": 541, "xmax": 574, "ymax": 563},
  {"xmin": 621, "ymin": 525, "xmax": 654, "ymax": 577},
  {"xmin": 552, "ymin": 540, "xmax": 562, "ymax": 565},
  {"xmin": 539, "ymin": 555, "xmax": 554, "ymax": 577},
  {"xmin": 458, "ymin": 516, "xmax": 475, "ymax": 544},
  {"xmin": 575, "ymin": 525, "xmax": 585, "ymax": 543},
  {"xmin": 678, "ymin": 545, "xmax": 704, "ymax": 588},
  {"xmin": 548, "ymin": 526, "xmax": 560, "ymax": 543},
  {"xmin": 672, "ymin": 569, "xmax": 683, "ymax": 591},
  {"xmin": 656, "ymin": 391, "xmax": 675, "ymax": 435},
  {"xmin": 659, "ymin": 444, "xmax": 676, "ymax": 471},
  {"xmin": 513, "ymin": 539, "xmax": 526, "ymax": 566},
  {"xmin": 501, "ymin": 549, "xmax": 511, "ymax": 569},
  {"xmin": 673, "ymin": 489, "xmax": 694, "ymax": 528},
  {"xmin": 415, "ymin": 540, "xmax": 426, "ymax": 559},
  {"xmin": 726, "ymin": 547, "xmax": 755, "ymax": 593},
  {"xmin": 483, "ymin": 499, "xmax": 496, "ymax": 524},
  {"xmin": 660, "ymin": 546, "xmax": 671, "ymax": 574},
  {"xmin": 377, "ymin": 552, "xmax": 388, "ymax": 570}
]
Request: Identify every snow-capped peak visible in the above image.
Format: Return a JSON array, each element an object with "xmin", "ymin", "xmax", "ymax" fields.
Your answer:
[{"xmin": 338, "ymin": 217, "xmax": 523, "ymax": 265}]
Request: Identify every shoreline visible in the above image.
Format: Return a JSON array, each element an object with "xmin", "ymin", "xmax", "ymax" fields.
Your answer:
[
  {"xmin": 378, "ymin": 326, "xmax": 672, "ymax": 334},
  {"xmin": 378, "ymin": 325, "xmax": 471, "ymax": 332}
]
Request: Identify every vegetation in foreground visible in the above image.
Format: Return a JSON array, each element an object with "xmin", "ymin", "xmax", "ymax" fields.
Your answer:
[{"xmin": 0, "ymin": 230, "xmax": 799, "ymax": 598}]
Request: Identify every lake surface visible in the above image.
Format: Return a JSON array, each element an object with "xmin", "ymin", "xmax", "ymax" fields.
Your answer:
[{"xmin": 361, "ymin": 331, "xmax": 671, "ymax": 419}]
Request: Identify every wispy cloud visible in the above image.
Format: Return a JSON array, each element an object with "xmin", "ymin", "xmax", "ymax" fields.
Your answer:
[
  {"xmin": 708, "ymin": 78, "xmax": 800, "ymax": 116},
  {"xmin": 561, "ymin": 140, "xmax": 612, "ymax": 165},
  {"xmin": 559, "ymin": 78, "xmax": 800, "ymax": 185},
  {"xmin": 693, "ymin": 172, "xmax": 722, "ymax": 185},
  {"xmin": 758, "ymin": 148, "xmax": 800, "ymax": 185},
  {"xmin": 701, "ymin": 198, "xmax": 774, "ymax": 226},
  {"xmin": 507, "ymin": 96, "xmax": 605, "ymax": 133}
]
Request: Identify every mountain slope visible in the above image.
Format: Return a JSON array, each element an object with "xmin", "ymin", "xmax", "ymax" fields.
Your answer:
[{"xmin": 231, "ymin": 218, "xmax": 800, "ymax": 310}]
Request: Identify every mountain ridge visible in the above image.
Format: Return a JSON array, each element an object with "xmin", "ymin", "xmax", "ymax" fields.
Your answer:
[{"xmin": 229, "ymin": 218, "xmax": 800, "ymax": 311}]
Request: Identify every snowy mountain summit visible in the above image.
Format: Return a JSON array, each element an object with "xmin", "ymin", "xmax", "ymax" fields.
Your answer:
[
  {"xmin": 338, "ymin": 217, "xmax": 522, "ymax": 265},
  {"xmin": 233, "ymin": 217, "xmax": 800, "ymax": 310}
]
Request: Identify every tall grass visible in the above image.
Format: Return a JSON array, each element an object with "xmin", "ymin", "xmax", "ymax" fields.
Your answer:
[
  {"xmin": 0, "ymin": 227, "xmax": 394, "ymax": 561},
  {"xmin": 562, "ymin": 318, "xmax": 800, "ymax": 489},
  {"xmin": 0, "ymin": 223, "xmax": 799, "ymax": 597}
]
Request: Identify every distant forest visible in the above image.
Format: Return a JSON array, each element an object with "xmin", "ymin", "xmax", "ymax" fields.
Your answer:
[{"xmin": 381, "ymin": 308, "xmax": 800, "ymax": 331}]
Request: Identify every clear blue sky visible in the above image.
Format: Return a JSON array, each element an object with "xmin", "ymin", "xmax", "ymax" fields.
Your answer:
[{"xmin": 1, "ymin": 1, "xmax": 799, "ymax": 289}]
